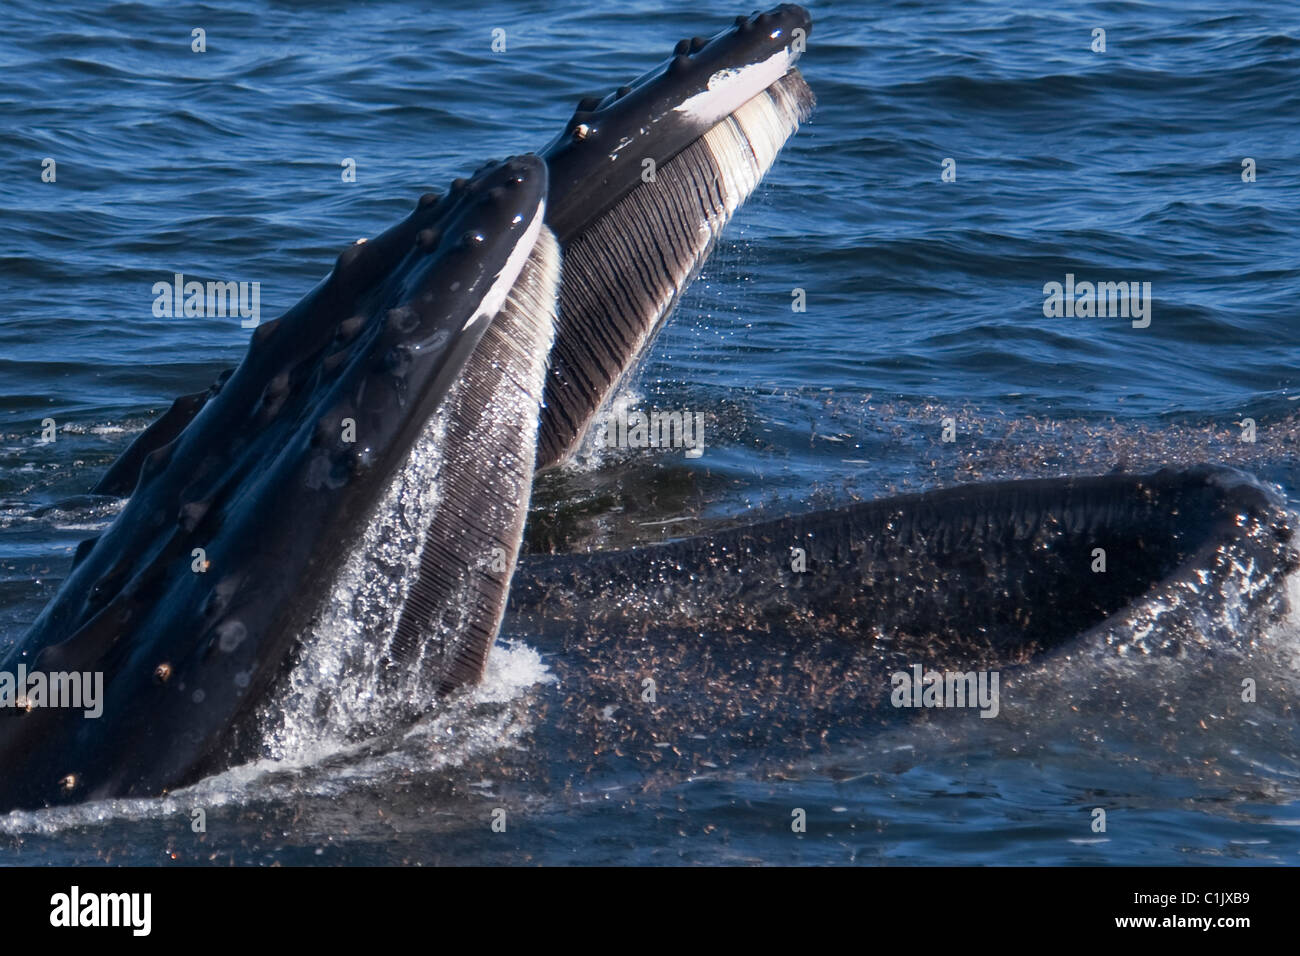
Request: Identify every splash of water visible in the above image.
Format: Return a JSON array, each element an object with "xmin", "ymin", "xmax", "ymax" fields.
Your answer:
[{"xmin": 255, "ymin": 404, "xmax": 453, "ymax": 759}]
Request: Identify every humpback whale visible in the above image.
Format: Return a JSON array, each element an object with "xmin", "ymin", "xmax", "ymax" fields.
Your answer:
[
  {"xmin": 511, "ymin": 465, "xmax": 1295, "ymax": 665},
  {"xmin": 3, "ymin": 4, "xmax": 1294, "ymax": 816},
  {"xmin": 0, "ymin": 5, "xmax": 817, "ymax": 809},
  {"xmin": 0, "ymin": 156, "xmax": 558, "ymax": 808}
]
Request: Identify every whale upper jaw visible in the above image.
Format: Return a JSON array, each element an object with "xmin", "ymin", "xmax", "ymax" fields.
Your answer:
[{"xmin": 0, "ymin": 157, "xmax": 554, "ymax": 810}]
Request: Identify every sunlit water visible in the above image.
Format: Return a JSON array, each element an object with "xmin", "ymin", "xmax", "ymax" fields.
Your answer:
[{"xmin": 1, "ymin": 0, "xmax": 1298, "ymax": 864}]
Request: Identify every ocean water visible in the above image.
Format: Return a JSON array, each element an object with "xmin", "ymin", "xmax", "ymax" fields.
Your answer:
[{"xmin": 1, "ymin": 0, "xmax": 1299, "ymax": 865}]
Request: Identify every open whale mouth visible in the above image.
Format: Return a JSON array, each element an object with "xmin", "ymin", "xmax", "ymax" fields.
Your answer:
[
  {"xmin": 24, "ymin": 4, "xmax": 818, "ymax": 811},
  {"xmin": 511, "ymin": 464, "xmax": 1298, "ymax": 666},
  {"xmin": 15, "ymin": 2, "xmax": 1294, "ymax": 824}
]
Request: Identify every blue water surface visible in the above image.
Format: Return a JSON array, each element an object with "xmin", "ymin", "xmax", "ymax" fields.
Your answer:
[{"xmin": 1, "ymin": 0, "xmax": 1299, "ymax": 865}]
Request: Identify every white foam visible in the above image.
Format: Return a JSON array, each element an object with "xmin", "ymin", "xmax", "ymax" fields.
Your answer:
[
  {"xmin": 258, "ymin": 403, "xmax": 453, "ymax": 760},
  {"xmin": 471, "ymin": 639, "xmax": 555, "ymax": 703}
]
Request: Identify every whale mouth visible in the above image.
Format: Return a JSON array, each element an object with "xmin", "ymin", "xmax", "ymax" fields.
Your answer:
[
  {"xmin": 31, "ymin": 4, "xmax": 820, "ymax": 812},
  {"xmin": 511, "ymin": 464, "xmax": 1298, "ymax": 667}
]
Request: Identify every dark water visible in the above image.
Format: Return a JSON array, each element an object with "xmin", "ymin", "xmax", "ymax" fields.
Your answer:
[{"xmin": 2, "ymin": 0, "xmax": 1300, "ymax": 864}]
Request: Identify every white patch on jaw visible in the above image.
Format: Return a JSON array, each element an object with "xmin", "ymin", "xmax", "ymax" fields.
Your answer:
[
  {"xmin": 461, "ymin": 198, "xmax": 546, "ymax": 333},
  {"xmin": 673, "ymin": 48, "xmax": 794, "ymax": 126},
  {"xmin": 609, "ymin": 135, "xmax": 636, "ymax": 160}
]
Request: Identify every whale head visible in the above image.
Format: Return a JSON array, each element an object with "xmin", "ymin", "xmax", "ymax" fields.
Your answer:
[
  {"xmin": 5, "ymin": 5, "xmax": 821, "ymax": 809},
  {"xmin": 0, "ymin": 156, "xmax": 559, "ymax": 808}
]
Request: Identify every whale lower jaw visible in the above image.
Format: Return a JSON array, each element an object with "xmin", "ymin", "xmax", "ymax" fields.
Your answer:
[
  {"xmin": 509, "ymin": 464, "xmax": 1297, "ymax": 671},
  {"xmin": 538, "ymin": 68, "xmax": 815, "ymax": 470}
]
